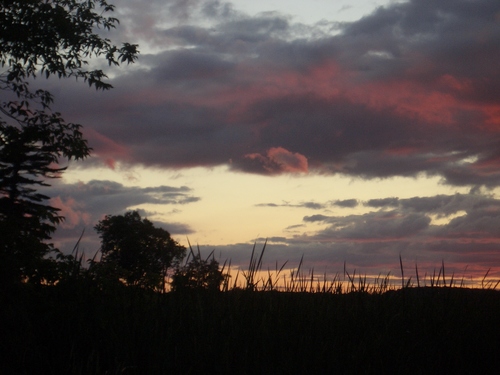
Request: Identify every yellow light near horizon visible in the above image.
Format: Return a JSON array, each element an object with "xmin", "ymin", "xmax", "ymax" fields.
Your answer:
[{"xmin": 62, "ymin": 162, "xmax": 473, "ymax": 247}]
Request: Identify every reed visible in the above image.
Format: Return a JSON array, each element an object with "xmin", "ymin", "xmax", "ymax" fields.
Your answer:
[
  {"xmin": 3, "ymin": 242, "xmax": 500, "ymax": 374},
  {"xmin": 225, "ymin": 243, "xmax": 499, "ymax": 293}
]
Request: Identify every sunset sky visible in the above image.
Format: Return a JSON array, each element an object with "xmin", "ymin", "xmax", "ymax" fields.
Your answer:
[{"xmin": 41, "ymin": 0, "xmax": 500, "ymax": 282}]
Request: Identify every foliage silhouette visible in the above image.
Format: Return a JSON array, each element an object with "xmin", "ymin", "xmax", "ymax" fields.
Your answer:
[
  {"xmin": 3, "ymin": 263, "xmax": 500, "ymax": 374},
  {"xmin": 0, "ymin": 124, "xmax": 66, "ymax": 283},
  {"xmin": 171, "ymin": 245, "xmax": 228, "ymax": 292},
  {"xmin": 0, "ymin": 0, "xmax": 138, "ymax": 284},
  {"xmin": 93, "ymin": 211, "xmax": 186, "ymax": 291}
]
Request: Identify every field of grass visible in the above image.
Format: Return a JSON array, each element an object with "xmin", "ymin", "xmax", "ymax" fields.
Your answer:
[{"xmin": 2, "ymin": 254, "xmax": 500, "ymax": 375}]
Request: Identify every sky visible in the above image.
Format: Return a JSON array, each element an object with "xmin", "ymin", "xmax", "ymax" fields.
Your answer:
[{"xmin": 36, "ymin": 0, "xmax": 500, "ymax": 284}]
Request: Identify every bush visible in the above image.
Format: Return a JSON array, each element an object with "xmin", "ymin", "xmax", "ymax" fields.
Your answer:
[{"xmin": 171, "ymin": 248, "xmax": 227, "ymax": 292}]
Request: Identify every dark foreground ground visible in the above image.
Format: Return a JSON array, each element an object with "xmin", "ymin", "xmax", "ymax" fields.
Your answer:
[{"xmin": 2, "ymin": 284, "xmax": 499, "ymax": 374}]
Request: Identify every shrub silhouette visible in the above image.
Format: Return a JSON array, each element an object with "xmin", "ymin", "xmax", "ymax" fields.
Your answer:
[{"xmin": 171, "ymin": 247, "xmax": 227, "ymax": 292}]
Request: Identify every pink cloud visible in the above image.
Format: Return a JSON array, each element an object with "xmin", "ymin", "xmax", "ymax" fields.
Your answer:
[
  {"xmin": 155, "ymin": 60, "xmax": 346, "ymax": 120},
  {"xmin": 83, "ymin": 128, "xmax": 130, "ymax": 169},
  {"xmin": 244, "ymin": 147, "xmax": 308, "ymax": 174},
  {"xmin": 50, "ymin": 196, "xmax": 91, "ymax": 229},
  {"xmin": 159, "ymin": 55, "xmax": 496, "ymax": 136}
]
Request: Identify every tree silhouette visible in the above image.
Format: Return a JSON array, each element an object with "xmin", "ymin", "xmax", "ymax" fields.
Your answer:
[
  {"xmin": 93, "ymin": 211, "xmax": 186, "ymax": 291},
  {"xmin": 0, "ymin": 125, "xmax": 65, "ymax": 283},
  {"xmin": 0, "ymin": 0, "xmax": 138, "ymax": 283}
]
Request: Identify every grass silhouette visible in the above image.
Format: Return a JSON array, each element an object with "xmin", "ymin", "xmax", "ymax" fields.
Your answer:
[{"xmin": 2, "ymin": 243, "xmax": 499, "ymax": 374}]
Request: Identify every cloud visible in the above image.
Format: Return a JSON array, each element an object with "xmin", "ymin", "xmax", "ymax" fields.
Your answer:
[
  {"xmin": 365, "ymin": 194, "xmax": 500, "ymax": 217},
  {"xmin": 291, "ymin": 192, "xmax": 500, "ymax": 272},
  {"xmin": 152, "ymin": 49, "xmax": 236, "ymax": 81},
  {"xmin": 50, "ymin": 180, "xmax": 200, "ymax": 213},
  {"xmin": 256, "ymin": 199, "xmax": 358, "ymax": 210},
  {"xmin": 234, "ymin": 189, "xmax": 500, "ymax": 278},
  {"xmin": 50, "ymin": 197, "xmax": 91, "ymax": 229},
  {"xmin": 256, "ymin": 200, "xmax": 326, "ymax": 209},
  {"xmin": 5, "ymin": 0, "xmax": 500, "ymax": 283},
  {"xmin": 51, "ymin": 0, "xmax": 500, "ymax": 186},
  {"xmin": 309, "ymin": 211, "xmax": 432, "ymax": 241},
  {"xmin": 303, "ymin": 214, "xmax": 331, "ymax": 223},
  {"xmin": 192, "ymin": 191, "xmax": 495, "ymax": 278},
  {"xmin": 46, "ymin": 180, "xmax": 199, "ymax": 254},
  {"xmin": 332, "ymin": 199, "xmax": 359, "ymax": 208},
  {"xmin": 234, "ymin": 147, "xmax": 308, "ymax": 175},
  {"xmin": 83, "ymin": 128, "xmax": 131, "ymax": 170},
  {"xmin": 366, "ymin": 197, "xmax": 400, "ymax": 208}
]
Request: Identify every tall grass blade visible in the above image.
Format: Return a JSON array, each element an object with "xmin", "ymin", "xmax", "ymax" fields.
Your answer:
[
  {"xmin": 482, "ymin": 268, "xmax": 491, "ymax": 289},
  {"xmin": 441, "ymin": 260, "xmax": 446, "ymax": 287},
  {"xmin": 399, "ymin": 254, "xmax": 405, "ymax": 289},
  {"xmin": 415, "ymin": 262, "xmax": 420, "ymax": 288}
]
